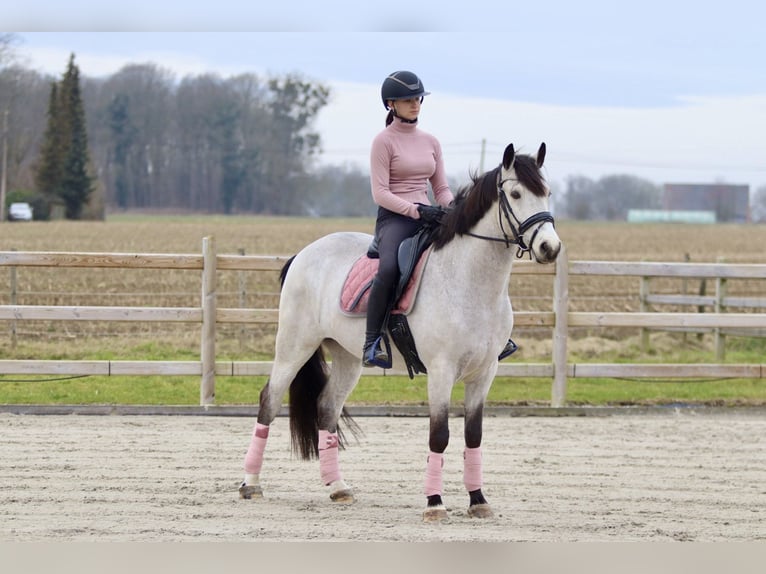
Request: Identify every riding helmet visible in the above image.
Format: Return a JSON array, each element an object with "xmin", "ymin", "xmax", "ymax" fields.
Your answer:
[{"xmin": 381, "ymin": 71, "xmax": 430, "ymax": 109}]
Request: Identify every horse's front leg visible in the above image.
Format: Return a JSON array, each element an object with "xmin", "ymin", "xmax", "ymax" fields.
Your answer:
[
  {"xmin": 422, "ymin": 373, "xmax": 453, "ymax": 523},
  {"xmin": 463, "ymin": 372, "xmax": 496, "ymax": 518}
]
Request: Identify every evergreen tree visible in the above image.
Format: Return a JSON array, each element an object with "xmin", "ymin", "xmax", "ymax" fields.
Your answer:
[
  {"xmin": 58, "ymin": 54, "xmax": 93, "ymax": 218},
  {"xmin": 34, "ymin": 53, "xmax": 93, "ymax": 219},
  {"xmin": 34, "ymin": 82, "xmax": 64, "ymax": 203}
]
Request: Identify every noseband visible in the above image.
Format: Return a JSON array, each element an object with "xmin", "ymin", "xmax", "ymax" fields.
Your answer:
[{"xmin": 466, "ymin": 174, "xmax": 555, "ymax": 259}]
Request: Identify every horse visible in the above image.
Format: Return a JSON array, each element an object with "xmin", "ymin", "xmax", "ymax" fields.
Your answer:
[{"xmin": 239, "ymin": 142, "xmax": 561, "ymax": 522}]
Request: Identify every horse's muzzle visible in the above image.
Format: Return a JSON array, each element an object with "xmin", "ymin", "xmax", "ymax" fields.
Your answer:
[{"xmin": 536, "ymin": 239, "xmax": 561, "ymax": 263}]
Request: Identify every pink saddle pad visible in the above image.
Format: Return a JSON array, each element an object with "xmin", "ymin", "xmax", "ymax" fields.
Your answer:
[{"xmin": 340, "ymin": 247, "xmax": 432, "ymax": 316}]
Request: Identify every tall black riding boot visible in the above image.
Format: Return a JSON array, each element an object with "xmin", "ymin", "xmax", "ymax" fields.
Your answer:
[{"xmin": 363, "ymin": 277, "xmax": 393, "ymax": 368}]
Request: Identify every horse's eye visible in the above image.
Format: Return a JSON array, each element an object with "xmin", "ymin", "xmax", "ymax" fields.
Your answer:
[{"xmin": 510, "ymin": 191, "xmax": 521, "ymax": 200}]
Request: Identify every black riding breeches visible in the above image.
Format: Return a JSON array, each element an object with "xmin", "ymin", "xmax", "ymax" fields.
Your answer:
[
  {"xmin": 365, "ymin": 208, "xmax": 422, "ymax": 336},
  {"xmin": 373, "ymin": 207, "xmax": 422, "ymax": 287}
]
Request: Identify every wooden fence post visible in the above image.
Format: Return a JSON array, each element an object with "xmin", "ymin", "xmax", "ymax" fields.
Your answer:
[
  {"xmin": 551, "ymin": 244, "xmax": 569, "ymax": 407},
  {"xmin": 639, "ymin": 275, "xmax": 650, "ymax": 351},
  {"xmin": 715, "ymin": 276, "xmax": 728, "ymax": 361},
  {"xmin": 680, "ymin": 253, "xmax": 690, "ymax": 344},
  {"xmin": 10, "ymin": 247, "xmax": 17, "ymax": 349},
  {"xmin": 238, "ymin": 247, "xmax": 246, "ymax": 353},
  {"xmin": 200, "ymin": 236, "xmax": 217, "ymax": 406},
  {"xmin": 697, "ymin": 277, "xmax": 708, "ymax": 341}
]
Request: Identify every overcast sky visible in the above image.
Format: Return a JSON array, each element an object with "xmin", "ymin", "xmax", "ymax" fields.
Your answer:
[{"xmin": 6, "ymin": 1, "xmax": 766, "ymax": 192}]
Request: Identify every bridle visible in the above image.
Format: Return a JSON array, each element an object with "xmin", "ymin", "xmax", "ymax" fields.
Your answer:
[{"xmin": 465, "ymin": 171, "xmax": 555, "ymax": 259}]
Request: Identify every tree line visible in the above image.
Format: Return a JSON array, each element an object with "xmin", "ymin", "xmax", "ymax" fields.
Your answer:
[
  {"xmin": 559, "ymin": 174, "xmax": 662, "ymax": 220},
  {"xmin": 1, "ymin": 42, "xmax": 374, "ymax": 219}
]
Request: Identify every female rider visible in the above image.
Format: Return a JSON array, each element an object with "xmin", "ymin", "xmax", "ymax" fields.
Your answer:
[{"xmin": 363, "ymin": 70, "xmax": 517, "ymax": 367}]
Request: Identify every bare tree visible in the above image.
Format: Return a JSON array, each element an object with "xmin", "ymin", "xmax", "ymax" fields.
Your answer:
[
  {"xmin": 0, "ymin": 33, "xmax": 19, "ymax": 68},
  {"xmin": 562, "ymin": 175, "xmax": 597, "ymax": 220},
  {"xmin": 596, "ymin": 174, "xmax": 661, "ymax": 220},
  {"xmin": 256, "ymin": 74, "xmax": 330, "ymax": 214},
  {"xmin": 0, "ymin": 65, "xmax": 49, "ymax": 209},
  {"xmin": 561, "ymin": 173, "xmax": 660, "ymax": 220},
  {"xmin": 304, "ymin": 164, "xmax": 374, "ymax": 216},
  {"xmin": 1, "ymin": 33, "xmax": 15, "ymax": 220},
  {"xmin": 83, "ymin": 63, "xmax": 176, "ymax": 209}
]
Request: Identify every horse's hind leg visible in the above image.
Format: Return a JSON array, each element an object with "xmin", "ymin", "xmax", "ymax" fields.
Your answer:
[
  {"xmin": 316, "ymin": 341, "xmax": 363, "ymax": 503},
  {"xmin": 462, "ymin": 373, "xmax": 495, "ymax": 519},
  {"xmin": 240, "ymin": 346, "xmax": 319, "ymax": 500}
]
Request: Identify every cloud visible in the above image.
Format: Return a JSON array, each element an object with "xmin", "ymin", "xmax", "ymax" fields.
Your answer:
[{"xmin": 19, "ymin": 45, "xmax": 260, "ymax": 80}]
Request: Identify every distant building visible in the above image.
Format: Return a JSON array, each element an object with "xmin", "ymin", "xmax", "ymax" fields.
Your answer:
[
  {"xmin": 663, "ymin": 183, "xmax": 750, "ymax": 223},
  {"xmin": 627, "ymin": 209, "xmax": 716, "ymax": 223}
]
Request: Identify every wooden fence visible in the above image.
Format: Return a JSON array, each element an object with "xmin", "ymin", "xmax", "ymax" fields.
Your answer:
[
  {"xmin": 2, "ymin": 237, "xmax": 766, "ymax": 407},
  {"xmin": 640, "ymin": 270, "xmax": 766, "ymax": 360}
]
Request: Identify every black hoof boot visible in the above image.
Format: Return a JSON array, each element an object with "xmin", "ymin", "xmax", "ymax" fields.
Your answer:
[{"xmin": 498, "ymin": 338, "xmax": 518, "ymax": 361}]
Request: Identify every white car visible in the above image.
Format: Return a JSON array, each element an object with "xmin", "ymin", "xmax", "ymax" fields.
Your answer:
[{"xmin": 8, "ymin": 202, "xmax": 33, "ymax": 221}]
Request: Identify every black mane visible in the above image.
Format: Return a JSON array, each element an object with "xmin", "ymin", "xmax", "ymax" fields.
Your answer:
[{"xmin": 433, "ymin": 154, "xmax": 546, "ymax": 249}]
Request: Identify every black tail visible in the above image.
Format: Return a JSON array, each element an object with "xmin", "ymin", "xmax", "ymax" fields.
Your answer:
[
  {"xmin": 280, "ymin": 255, "xmax": 361, "ymax": 460},
  {"xmin": 279, "ymin": 255, "xmax": 296, "ymax": 287},
  {"xmin": 288, "ymin": 346, "xmax": 327, "ymax": 459},
  {"xmin": 287, "ymin": 344, "xmax": 362, "ymax": 461}
]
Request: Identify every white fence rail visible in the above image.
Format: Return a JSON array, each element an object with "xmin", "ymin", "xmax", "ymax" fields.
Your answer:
[{"xmin": 2, "ymin": 237, "xmax": 766, "ymax": 407}]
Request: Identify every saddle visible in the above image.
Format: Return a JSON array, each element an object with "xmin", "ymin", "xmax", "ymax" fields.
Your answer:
[{"xmin": 340, "ymin": 225, "xmax": 437, "ymax": 378}]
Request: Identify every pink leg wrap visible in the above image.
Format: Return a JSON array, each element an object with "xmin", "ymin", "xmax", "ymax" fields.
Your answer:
[
  {"xmin": 318, "ymin": 429, "xmax": 342, "ymax": 485},
  {"xmin": 244, "ymin": 422, "xmax": 269, "ymax": 474},
  {"xmin": 423, "ymin": 451, "xmax": 444, "ymax": 497},
  {"xmin": 463, "ymin": 446, "xmax": 483, "ymax": 492}
]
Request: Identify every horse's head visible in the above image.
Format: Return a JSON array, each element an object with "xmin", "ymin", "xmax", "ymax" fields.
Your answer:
[
  {"xmin": 433, "ymin": 143, "xmax": 563, "ymax": 262},
  {"xmin": 498, "ymin": 143, "xmax": 561, "ymax": 263}
]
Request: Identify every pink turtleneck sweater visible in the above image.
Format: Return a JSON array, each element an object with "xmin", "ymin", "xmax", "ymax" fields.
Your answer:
[{"xmin": 369, "ymin": 118, "xmax": 454, "ymax": 219}]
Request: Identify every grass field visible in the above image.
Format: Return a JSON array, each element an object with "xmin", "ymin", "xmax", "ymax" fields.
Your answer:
[{"xmin": 2, "ymin": 215, "xmax": 766, "ymax": 406}]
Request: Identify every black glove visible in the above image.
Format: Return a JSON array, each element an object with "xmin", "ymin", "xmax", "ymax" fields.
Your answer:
[{"xmin": 416, "ymin": 203, "xmax": 446, "ymax": 224}]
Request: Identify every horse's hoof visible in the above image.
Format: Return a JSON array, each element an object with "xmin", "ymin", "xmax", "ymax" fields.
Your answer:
[
  {"xmin": 239, "ymin": 482, "xmax": 263, "ymax": 500},
  {"xmin": 467, "ymin": 503, "xmax": 494, "ymax": 519},
  {"xmin": 422, "ymin": 505, "xmax": 449, "ymax": 523},
  {"xmin": 330, "ymin": 488, "xmax": 356, "ymax": 504}
]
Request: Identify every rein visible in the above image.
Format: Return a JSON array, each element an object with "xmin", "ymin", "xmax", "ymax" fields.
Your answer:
[{"xmin": 465, "ymin": 174, "xmax": 555, "ymax": 259}]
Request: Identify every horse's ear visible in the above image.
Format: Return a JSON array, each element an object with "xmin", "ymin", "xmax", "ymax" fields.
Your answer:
[
  {"xmin": 536, "ymin": 142, "xmax": 546, "ymax": 168},
  {"xmin": 503, "ymin": 144, "xmax": 515, "ymax": 170}
]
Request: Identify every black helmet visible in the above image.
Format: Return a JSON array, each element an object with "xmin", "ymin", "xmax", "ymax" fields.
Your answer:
[{"xmin": 381, "ymin": 71, "xmax": 430, "ymax": 109}]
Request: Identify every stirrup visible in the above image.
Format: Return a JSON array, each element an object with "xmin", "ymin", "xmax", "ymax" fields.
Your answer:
[
  {"xmin": 363, "ymin": 335, "xmax": 392, "ymax": 369},
  {"xmin": 498, "ymin": 338, "xmax": 518, "ymax": 361}
]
